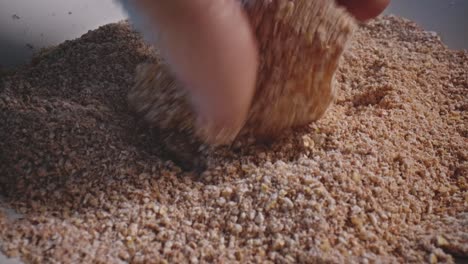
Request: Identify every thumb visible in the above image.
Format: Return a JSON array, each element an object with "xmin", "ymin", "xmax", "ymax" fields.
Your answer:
[{"xmin": 125, "ymin": 0, "xmax": 259, "ymax": 145}]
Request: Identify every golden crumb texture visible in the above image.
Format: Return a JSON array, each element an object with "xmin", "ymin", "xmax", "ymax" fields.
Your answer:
[{"xmin": 0, "ymin": 13, "xmax": 467, "ymax": 264}]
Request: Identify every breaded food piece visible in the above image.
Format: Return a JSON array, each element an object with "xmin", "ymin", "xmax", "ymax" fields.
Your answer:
[{"xmin": 128, "ymin": 0, "xmax": 356, "ymax": 148}]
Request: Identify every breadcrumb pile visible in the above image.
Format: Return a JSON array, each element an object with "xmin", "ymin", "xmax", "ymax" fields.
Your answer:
[{"xmin": 0, "ymin": 16, "xmax": 467, "ymax": 263}]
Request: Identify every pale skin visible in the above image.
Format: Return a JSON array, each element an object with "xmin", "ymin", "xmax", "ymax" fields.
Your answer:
[{"xmin": 129, "ymin": 0, "xmax": 390, "ymax": 144}]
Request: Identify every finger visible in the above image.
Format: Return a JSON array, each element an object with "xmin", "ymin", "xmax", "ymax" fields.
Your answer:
[
  {"xmin": 336, "ymin": 0, "xmax": 391, "ymax": 21},
  {"xmin": 131, "ymin": 0, "xmax": 259, "ymax": 144}
]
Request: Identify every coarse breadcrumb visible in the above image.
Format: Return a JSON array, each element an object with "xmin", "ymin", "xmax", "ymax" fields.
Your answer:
[{"xmin": 0, "ymin": 15, "xmax": 467, "ymax": 264}]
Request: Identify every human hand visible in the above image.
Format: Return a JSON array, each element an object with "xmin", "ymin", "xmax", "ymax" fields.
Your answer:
[{"xmin": 122, "ymin": 0, "xmax": 390, "ymax": 144}]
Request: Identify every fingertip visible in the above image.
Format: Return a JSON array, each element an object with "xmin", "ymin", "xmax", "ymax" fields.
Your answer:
[
  {"xmin": 195, "ymin": 113, "xmax": 243, "ymax": 146},
  {"xmin": 337, "ymin": 0, "xmax": 391, "ymax": 21}
]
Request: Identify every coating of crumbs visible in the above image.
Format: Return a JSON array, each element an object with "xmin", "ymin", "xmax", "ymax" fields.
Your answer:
[{"xmin": 0, "ymin": 16, "xmax": 467, "ymax": 263}]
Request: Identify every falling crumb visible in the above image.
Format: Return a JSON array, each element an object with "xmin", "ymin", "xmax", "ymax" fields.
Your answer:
[
  {"xmin": 11, "ymin": 14, "xmax": 20, "ymax": 20},
  {"xmin": 0, "ymin": 11, "xmax": 467, "ymax": 264}
]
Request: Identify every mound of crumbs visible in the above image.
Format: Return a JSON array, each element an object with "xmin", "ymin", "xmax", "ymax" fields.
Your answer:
[{"xmin": 0, "ymin": 16, "xmax": 467, "ymax": 263}]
